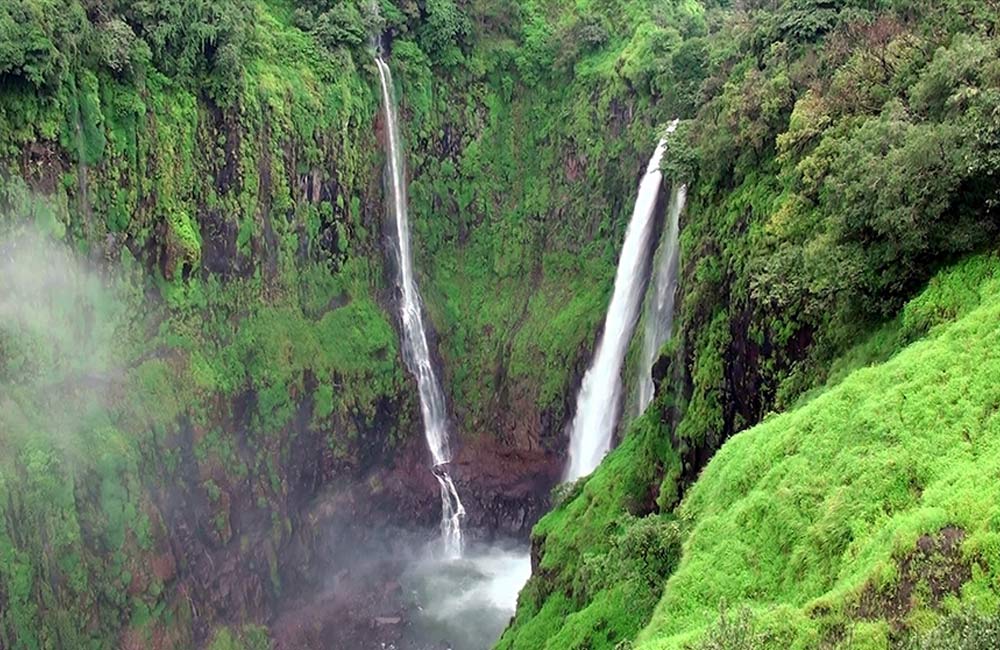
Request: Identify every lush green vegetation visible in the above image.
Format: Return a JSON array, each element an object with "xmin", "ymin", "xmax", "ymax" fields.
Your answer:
[
  {"xmin": 500, "ymin": 0, "xmax": 1000, "ymax": 648},
  {"xmin": 503, "ymin": 252, "xmax": 1000, "ymax": 650},
  {"xmin": 0, "ymin": 1, "xmax": 406, "ymax": 646},
  {"xmin": 3, "ymin": 0, "xmax": 1000, "ymax": 648},
  {"xmin": 637, "ymin": 253, "xmax": 1000, "ymax": 649},
  {"xmin": 658, "ymin": 0, "xmax": 1000, "ymax": 464}
]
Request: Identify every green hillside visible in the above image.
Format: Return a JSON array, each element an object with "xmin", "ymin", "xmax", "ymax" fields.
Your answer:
[
  {"xmin": 639, "ymin": 253, "xmax": 1000, "ymax": 648},
  {"xmin": 501, "ymin": 254, "xmax": 1000, "ymax": 650}
]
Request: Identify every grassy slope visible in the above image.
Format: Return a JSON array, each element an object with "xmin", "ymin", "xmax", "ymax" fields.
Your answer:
[
  {"xmin": 498, "ymin": 254, "xmax": 1000, "ymax": 650},
  {"xmin": 636, "ymin": 253, "xmax": 1000, "ymax": 648}
]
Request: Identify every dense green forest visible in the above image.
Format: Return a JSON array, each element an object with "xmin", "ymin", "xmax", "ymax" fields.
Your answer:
[{"xmin": 1, "ymin": 0, "xmax": 999, "ymax": 648}]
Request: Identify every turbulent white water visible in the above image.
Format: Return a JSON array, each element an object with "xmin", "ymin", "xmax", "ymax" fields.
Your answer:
[
  {"xmin": 375, "ymin": 54, "xmax": 465, "ymax": 557},
  {"xmin": 565, "ymin": 129, "xmax": 674, "ymax": 481},
  {"xmin": 637, "ymin": 183, "xmax": 686, "ymax": 414},
  {"xmin": 402, "ymin": 546, "xmax": 532, "ymax": 650}
]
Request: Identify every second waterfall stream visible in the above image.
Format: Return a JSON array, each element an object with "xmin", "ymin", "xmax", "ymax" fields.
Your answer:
[
  {"xmin": 636, "ymin": 183, "xmax": 686, "ymax": 414},
  {"xmin": 374, "ymin": 53, "xmax": 466, "ymax": 557},
  {"xmin": 565, "ymin": 122, "xmax": 677, "ymax": 481}
]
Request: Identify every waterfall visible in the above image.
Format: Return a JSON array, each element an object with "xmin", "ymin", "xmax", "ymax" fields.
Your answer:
[
  {"xmin": 636, "ymin": 183, "xmax": 686, "ymax": 414},
  {"xmin": 374, "ymin": 53, "xmax": 466, "ymax": 557},
  {"xmin": 564, "ymin": 128, "xmax": 674, "ymax": 481}
]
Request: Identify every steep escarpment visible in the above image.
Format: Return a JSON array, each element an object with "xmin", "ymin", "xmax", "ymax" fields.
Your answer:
[
  {"xmin": 0, "ymin": 0, "xmax": 687, "ymax": 647},
  {"xmin": 0, "ymin": 11, "xmax": 414, "ymax": 635},
  {"xmin": 389, "ymin": 0, "xmax": 698, "ymax": 542},
  {"xmin": 390, "ymin": 0, "xmax": 689, "ymax": 451}
]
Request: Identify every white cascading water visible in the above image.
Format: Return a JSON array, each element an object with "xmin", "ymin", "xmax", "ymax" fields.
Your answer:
[
  {"xmin": 636, "ymin": 183, "xmax": 686, "ymax": 414},
  {"xmin": 401, "ymin": 545, "xmax": 533, "ymax": 649},
  {"xmin": 565, "ymin": 124, "xmax": 676, "ymax": 481},
  {"xmin": 374, "ymin": 53, "xmax": 465, "ymax": 557}
]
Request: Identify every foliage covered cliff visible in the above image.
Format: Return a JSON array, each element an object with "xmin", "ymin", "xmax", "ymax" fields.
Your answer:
[
  {"xmin": 0, "ymin": 0, "xmax": 686, "ymax": 647},
  {"xmin": 2, "ymin": 1, "xmax": 403, "ymax": 646}
]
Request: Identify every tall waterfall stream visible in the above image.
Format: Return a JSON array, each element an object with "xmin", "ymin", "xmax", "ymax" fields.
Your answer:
[
  {"xmin": 373, "ymin": 50, "xmax": 531, "ymax": 650},
  {"xmin": 375, "ymin": 53, "xmax": 466, "ymax": 558},
  {"xmin": 636, "ymin": 183, "xmax": 686, "ymax": 414}
]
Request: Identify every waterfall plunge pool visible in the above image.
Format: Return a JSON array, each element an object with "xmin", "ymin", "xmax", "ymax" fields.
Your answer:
[{"xmin": 397, "ymin": 544, "xmax": 531, "ymax": 650}]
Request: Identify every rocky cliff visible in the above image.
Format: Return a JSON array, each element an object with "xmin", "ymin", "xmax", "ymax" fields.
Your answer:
[{"xmin": 0, "ymin": 0, "xmax": 672, "ymax": 647}]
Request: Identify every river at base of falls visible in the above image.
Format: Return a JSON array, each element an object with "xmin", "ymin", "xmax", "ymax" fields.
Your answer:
[{"xmin": 394, "ymin": 544, "xmax": 531, "ymax": 650}]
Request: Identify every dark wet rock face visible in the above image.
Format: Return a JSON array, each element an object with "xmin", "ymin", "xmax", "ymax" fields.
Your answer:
[
  {"xmin": 271, "ymin": 525, "xmax": 419, "ymax": 650},
  {"xmin": 855, "ymin": 527, "xmax": 971, "ymax": 628},
  {"xmin": 454, "ymin": 441, "xmax": 560, "ymax": 541}
]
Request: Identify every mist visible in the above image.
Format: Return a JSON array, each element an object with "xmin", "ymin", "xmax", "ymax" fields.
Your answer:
[
  {"xmin": 400, "ymin": 543, "xmax": 531, "ymax": 650},
  {"xmin": 0, "ymin": 231, "xmax": 134, "ymax": 459},
  {"xmin": 273, "ymin": 521, "xmax": 531, "ymax": 650}
]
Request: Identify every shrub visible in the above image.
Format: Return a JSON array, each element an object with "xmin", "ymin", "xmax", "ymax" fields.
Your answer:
[
  {"xmin": 905, "ymin": 610, "xmax": 1000, "ymax": 650},
  {"xmin": 312, "ymin": 4, "xmax": 367, "ymax": 49},
  {"xmin": 687, "ymin": 606, "xmax": 769, "ymax": 650},
  {"xmin": 583, "ymin": 515, "xmax": 682, "ymax": 595},
  {"xmin": 97, "ymin": 19, "xmax": 138, "ymax": 75},
  {"xmin": 0, "ymin": 0, "xmax": 82, "ymax": 87}
]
